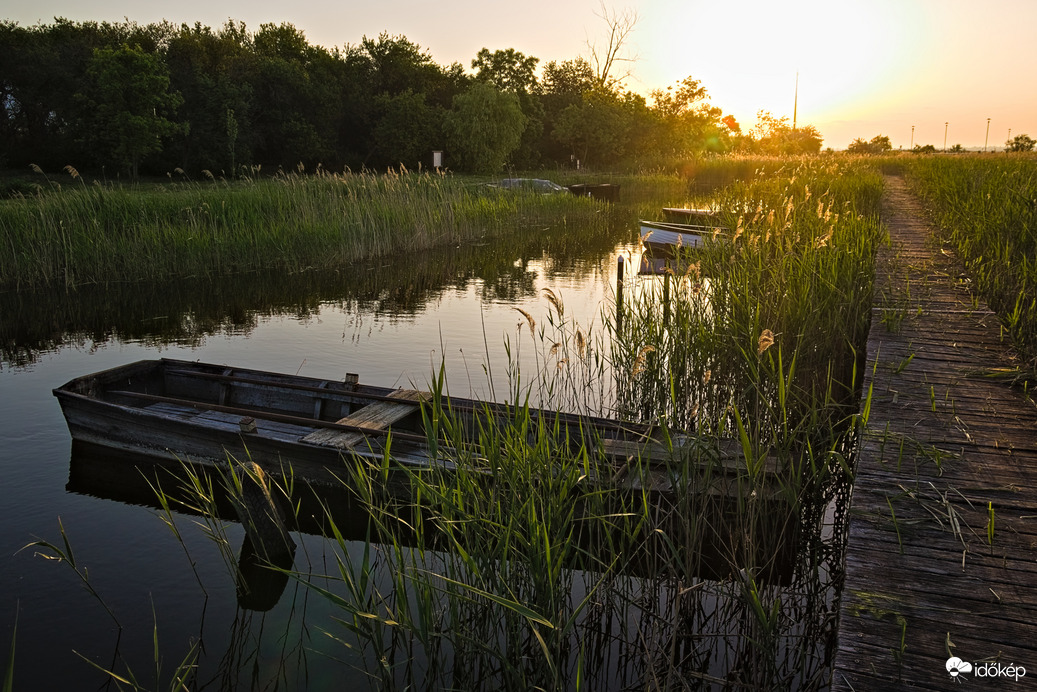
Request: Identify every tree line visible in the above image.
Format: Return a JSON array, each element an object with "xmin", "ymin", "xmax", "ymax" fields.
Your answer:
[
  {"xmin": 848, "ymin": 133, "xmax": 1036, "ymax": 155},
  {"xmin": 1, "ymin": 18, "xmax": 824, "ymax": 178}
]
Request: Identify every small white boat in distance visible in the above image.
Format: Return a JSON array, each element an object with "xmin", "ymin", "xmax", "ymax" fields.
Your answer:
[
  {"xmin": 638, "ymin": 220, "xmax": 728, "ymax": 275},
  {"xmin": 661, "ymin": 207, "xmax": 722, "ymax": 225}
]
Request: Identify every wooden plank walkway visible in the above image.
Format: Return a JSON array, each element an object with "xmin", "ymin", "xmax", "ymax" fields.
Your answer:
[{"xmin": 831, "ymin": 176, "xmax": 1037, "ymax": 689}]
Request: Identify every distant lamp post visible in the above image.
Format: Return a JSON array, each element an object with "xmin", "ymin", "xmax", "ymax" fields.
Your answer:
[
  {"xmin": 910, "ymin": 125, "xmax": 915, "ymax": 149},
  {"xmin": 944, "ymin": 122, "xmax": 948, "ymax": 152},
  {"xmin": 984, "ymin": 118, "xmax": 991, "ymax": 152}
]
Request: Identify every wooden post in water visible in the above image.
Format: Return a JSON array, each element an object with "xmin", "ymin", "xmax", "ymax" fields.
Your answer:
[
  {"xmin": 663, "ymin": 271, "xmax": 671, "ymax": 332},
  {"xmin": 231, "ymin": 458, "xmax": 296, "ymax": 566},
  {"xmin": 616, "ymin": 255, "xmax": 624, "ymax": 336}
]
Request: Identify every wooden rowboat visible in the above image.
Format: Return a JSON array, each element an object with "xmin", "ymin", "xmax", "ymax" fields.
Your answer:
[
  {"xmin": 56, "ymin": 359, "xmax": 795, "ymax": 585},
  {"xmin": 639, "ymin": 220, "xmax": 727, "ymax": 275},
  {"xmin": 53, "ymin": 358, "xmax": 761, "ymax": 492},
  {"xmin": 661, "ymin": 207, "xmax": 721, "ymax": 224}
]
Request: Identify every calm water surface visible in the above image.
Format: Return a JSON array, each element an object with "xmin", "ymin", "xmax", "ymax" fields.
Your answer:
[{"xmin": 1, "ymin": 224, "xmax": 637, "ymax": 689}]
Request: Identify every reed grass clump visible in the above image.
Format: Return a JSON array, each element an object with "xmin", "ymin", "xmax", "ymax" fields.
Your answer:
[
  {"xmin": 307, "ymin": 371, "xmax": 813, "ymax": 689},
  {"xmin": 287, "ymin": 155, "xmax": 885, "ymax": 687},
  {"xmin": 901, "ymin": 155, "xmax": 1037, "ymax": 367},
  {"xmin": 22, "ymin": 156, "xmax": 886, "ymax": 688},
  {"xmin": 0, "ymin": 167, "xmax": 604, "ymax": 289},
  {"xmin": 614, "ymin": 158, "xmax": 883, "ymax": 435}
]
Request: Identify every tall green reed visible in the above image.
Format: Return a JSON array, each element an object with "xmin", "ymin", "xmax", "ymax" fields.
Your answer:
[
  {"xmin": 0, "ymin": 167, "xmax": 605, "ymax": 289},
  {"xmin": 31, "ymin": 156, "xmax": 884, "ymax": 688},
  {"xmin": 901, "ymin": 154, "xmax": 1037, "ymax": 367},
  {"xmin": 295, "ymin": 151, "xmax": 885, "ymax": 686}
]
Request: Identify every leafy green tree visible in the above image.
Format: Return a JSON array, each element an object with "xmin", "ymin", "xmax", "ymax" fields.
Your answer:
[
  {"xmin": 446, "ymin": 82, "xmax": 525, "ymax": 173},
  {"xmin": 472, "ymin": 47, "xmax": 543, "ymax": 168},
  {"xmin": 370, "ymin": 90, "xmax": 441, "ymax": 169},
  {"xmin": 344, "ymin": 33, "xmax": 468, "ymax": 168},
  {"xmin": 0, "ymin": 19, "xmax": 140, "ymax": 167},
  {"xmin": 245, "ymin": 23, "xmax": 341, "ymax": 168},
  {"xmin": 742, "ymin": 111, "xmax": 822, "ymax": 155},
  {"xmin": 1005, "ymin": 134, "xmax": 1035, "ymax": 152},
  {"xmin": 846, "ymin": 138, "xmax": 869, "ymax": 154},
  {"xmin": 78, "ymin": 43, "xmax": 182, "ymax": 177},
  {"xmin": 846, "ymin": 134, "xmax": 892, "ymax": 155},
  {"xmin": 539, "ymin": 58, "xmax": 595, "ymax": 164},
  {"xmin": 472, "ymin": 48, "xmax": 539, "ymax": 94},
  {"xmin": 359, "ymin": 33, "xmax": 464, "ymax": 108},
  {"xmin": 647, "ymin": 76, "xmax": 726, "ymax": 156},
  {"xmin": 164, "ymin": 21, "xmax": 253, "ymax": 173},
  {"xmin": 541, "ymin": 58, "xmax": 595, "ymax": 99},
  {"xmin": 870, "ymin": 134, "xmax": 892, "ymax": 152},
  {"xmin": 553, "ymin": 87, "xmax": 644, "ymax": 167}
]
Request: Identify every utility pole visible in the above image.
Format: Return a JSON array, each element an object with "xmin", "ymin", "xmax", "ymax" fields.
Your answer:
[
  {"xmin": 944, "ymin": 122, "xmax": 948, "ymax": 152},
  {"xmin": 984, "ymin": 118, "xmax": 991, "ymax": 152},
  {"xmin": 910, "ymin": 125, "xmax": 914, "ymax": 149},
  {"xmin": 793, "ymin": 72, "xmax": 798, "ymax": 131}
]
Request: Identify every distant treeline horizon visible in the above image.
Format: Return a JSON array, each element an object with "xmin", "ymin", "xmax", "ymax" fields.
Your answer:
[{"xmin": 1, "ymin": 18, "xmax": 824, "ymax": 178}]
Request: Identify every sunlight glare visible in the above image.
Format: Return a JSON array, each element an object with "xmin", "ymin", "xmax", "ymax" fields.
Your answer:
[{"xmin": 647, "ymin": 0, "xmax": 919, "ymax": 128}]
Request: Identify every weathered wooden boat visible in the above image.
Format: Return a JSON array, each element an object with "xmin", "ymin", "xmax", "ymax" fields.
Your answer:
[
  {"xmin": 661, "ymin": 207, "xmax": 722, "ymax": 225},
  {"xmin": 639, "ymin": 220, "xmax": 727, "ymax": 274},
  {"xmin": 53, "ymin": 358, "xmax": 762, "ymax": 492},
  {"xmin": 566, "ymin": 182, "xmax": 621, "ymax": 202},
  {"xmin": 57, "ymin": 360, "xmax": 797, "ymax": 586}
]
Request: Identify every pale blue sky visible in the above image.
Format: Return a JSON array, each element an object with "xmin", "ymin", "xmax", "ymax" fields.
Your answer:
[{"xmin": 6, "ymin": 0, "xmax": 1036, "ymax": 149}]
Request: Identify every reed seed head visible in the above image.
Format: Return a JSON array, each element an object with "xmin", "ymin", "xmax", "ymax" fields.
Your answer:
[{"xmin": 758, "ymin": 329, "xmax": 775, "ymax": 355}]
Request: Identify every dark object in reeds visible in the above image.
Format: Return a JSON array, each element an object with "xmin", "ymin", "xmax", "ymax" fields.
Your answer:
[
  {"xmin": 229, "ymin": 459, "xmax": 296, "ymax": 566},
  {"xmin": 566, "ymin": 182, "xmax": 621, "ymax": 202}
]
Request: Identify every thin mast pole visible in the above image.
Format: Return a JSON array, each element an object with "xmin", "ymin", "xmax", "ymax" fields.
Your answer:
[{"xmin": 793, "ymin": 72, "xmax": 798, "ymax": 130}]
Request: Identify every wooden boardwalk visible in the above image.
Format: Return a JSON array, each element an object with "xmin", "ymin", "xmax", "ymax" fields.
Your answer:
[{"xmin": 832, "ymin": 176, "xmax": 1037, "ymax": 690}]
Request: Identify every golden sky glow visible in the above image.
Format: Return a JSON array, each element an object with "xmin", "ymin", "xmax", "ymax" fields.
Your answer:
[
  {"xmin": 6, "ymin": 0, "xmax": 1036, "ymax": 149},
  {"xmin": 642, "ymin": 0, "xmax": 917, "ymax": 126},
  {"xmin": 638, "ymin": 0, "xmax": 1034, "ymax": 149}
]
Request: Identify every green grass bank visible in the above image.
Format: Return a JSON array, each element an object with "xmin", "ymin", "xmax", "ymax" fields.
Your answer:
[{"xmin": 0, "ymin": 167, "xmax": 609, "ymax": 290}]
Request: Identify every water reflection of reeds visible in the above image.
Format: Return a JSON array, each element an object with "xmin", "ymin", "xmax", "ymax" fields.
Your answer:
[{"xmin": 1, "ymin": 219, "xmax": 628, "ymax": 367}]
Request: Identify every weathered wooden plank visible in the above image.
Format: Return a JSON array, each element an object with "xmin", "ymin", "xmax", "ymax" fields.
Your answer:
[
  {"xmin": 595, "ymin": 436, "xmax": 780, "ymax": 475},
  {"xmin": 302, "ymin": 388, "xmax": 425, "ymax": 448},
  {"xmin": 844, "ymin": 541, "xmax": 1037, "ymax": 583}
]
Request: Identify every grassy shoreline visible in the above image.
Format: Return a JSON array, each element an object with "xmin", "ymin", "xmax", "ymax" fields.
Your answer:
[{"xmin": 0, "ymin": 167, "xmax": 610, "ymax": 290}]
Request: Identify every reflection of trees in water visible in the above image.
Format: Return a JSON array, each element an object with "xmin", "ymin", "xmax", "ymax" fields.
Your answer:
[{"xmin": 1, "ymin": 220, "xmax": 628, "ymax": 366}]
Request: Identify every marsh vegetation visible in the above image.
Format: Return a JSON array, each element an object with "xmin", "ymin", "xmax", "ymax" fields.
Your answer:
[
  {"xmin": 899, "ymin": 155, "xmax": 1037, "ymax": 369},
  {"xmin": 0, "ymin": 166, "xmax": 611, "ymax": 289},
  {"xmin": 19, "ymin": 157, "xmax": 887, "ymax": 689},
  {"xmin": 18, "ymin": 153, "xmax": 1037, "ymax": 690}
]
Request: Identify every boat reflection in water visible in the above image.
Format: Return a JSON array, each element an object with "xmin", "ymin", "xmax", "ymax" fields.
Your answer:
[
  {"xmin": 67, "ymin": 441, "xmax": 305, "ymax": 611},
  {"xmin": 66, "ymin": 414, "xmax": 799, "ymax": 616}
]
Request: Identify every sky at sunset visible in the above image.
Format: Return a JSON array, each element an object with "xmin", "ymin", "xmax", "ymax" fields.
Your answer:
[{"xmin": 6, "ymin": 0, "xmax": 1036, "ymax": 150}]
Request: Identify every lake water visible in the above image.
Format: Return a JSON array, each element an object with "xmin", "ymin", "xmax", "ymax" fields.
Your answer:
[{"xmin": 0, "ymin": 222, "xmax": 643, "ymax": 689}]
